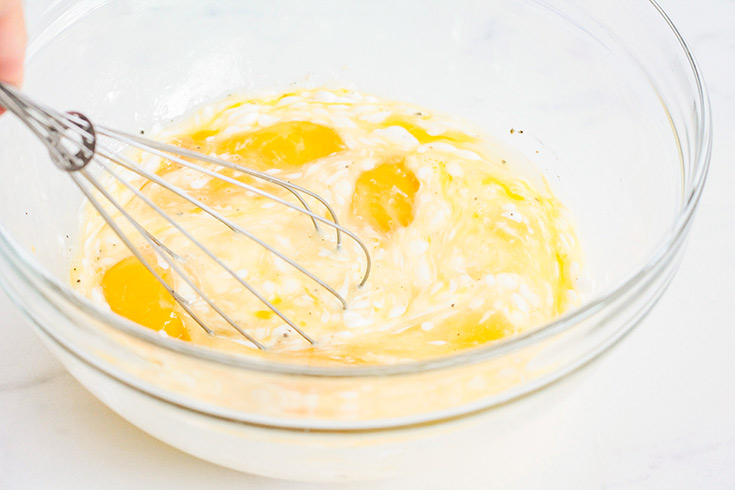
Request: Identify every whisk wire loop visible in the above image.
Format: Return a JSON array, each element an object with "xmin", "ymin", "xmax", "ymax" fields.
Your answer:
[
  {"xmin": 92, "ymin": 155, "xmax": 316, "ymax": 345},
  {"xmin": 96, "ymin": 145, "xmax": 351, "ymax": 310},
  {"xmin": 102, "ymin": 127, "xmax": 376, "ymax": 275}
]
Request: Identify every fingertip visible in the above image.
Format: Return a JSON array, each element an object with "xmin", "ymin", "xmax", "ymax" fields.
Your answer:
[
  {"xmin": 0, "ymin": 0, "xmax": 26, "ymax": 115},
  {"xmin": 0, "ymin": 0, "xmax": 26, "ymax": 86}
]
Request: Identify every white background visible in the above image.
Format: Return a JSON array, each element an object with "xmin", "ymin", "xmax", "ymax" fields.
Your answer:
[{"xmin": 1, "ymin": 0, "xmax": 734, "ymax": 488}]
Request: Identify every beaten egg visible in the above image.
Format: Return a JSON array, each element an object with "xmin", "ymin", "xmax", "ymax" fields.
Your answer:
[{"xmin": 72, "ymin": 88, "xmax": 581, "ymax": 365}]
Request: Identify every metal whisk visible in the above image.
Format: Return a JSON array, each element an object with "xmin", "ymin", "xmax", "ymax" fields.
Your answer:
[{"xmin": 0, "ymin": 82, "xmax": 371, "ymax": 350}]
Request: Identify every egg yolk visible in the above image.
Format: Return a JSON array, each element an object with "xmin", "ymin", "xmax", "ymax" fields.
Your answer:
[
  {"xmin": 168, "ymin": 121, "xmax": 346, "ymax": 199},
  {"xmin": 218, "ymin": 120, "xmax": 345, "ymax": 168},
  {"xmin": 352, "ymin": 158, "xmax": 420, "ymax": 234},
  {"xmin": 101, "ymin": 256, "xmax": 190, "ymax": 341}
]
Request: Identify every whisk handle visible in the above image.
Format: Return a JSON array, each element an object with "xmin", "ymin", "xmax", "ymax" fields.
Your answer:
[{"xmin": 0, "ymin": 81, "xmax": 96, "ymax": 171}]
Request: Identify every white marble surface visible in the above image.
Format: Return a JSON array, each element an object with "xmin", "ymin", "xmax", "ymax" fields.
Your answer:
[{"xmin": 2, "ymin": 0, "xmax": 734, "ymax": 488}]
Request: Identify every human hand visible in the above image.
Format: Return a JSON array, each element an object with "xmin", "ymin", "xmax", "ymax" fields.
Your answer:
[{"xmin": 0, "ymin": 0, "xmax": 26, "ymax": 114}]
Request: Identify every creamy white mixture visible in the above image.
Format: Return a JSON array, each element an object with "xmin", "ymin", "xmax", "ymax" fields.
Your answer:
[{"xmin": 72, "ymin": 88, "xmax": 581, "ymax": 365}]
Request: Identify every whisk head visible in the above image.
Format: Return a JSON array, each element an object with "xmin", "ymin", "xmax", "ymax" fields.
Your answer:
[{"xmin": 0, "ymin": 82, "xmax": 372, "ymax": 350}]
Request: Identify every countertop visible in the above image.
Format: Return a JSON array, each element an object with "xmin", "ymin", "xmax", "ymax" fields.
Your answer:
[{"xmin": 1, "ymin": 0, "xmax": 734, "ymax": 488}]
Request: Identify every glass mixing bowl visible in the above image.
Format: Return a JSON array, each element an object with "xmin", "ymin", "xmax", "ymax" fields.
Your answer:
[{"xmin": 0, "ymin": 0, "xmax": 710, "ymax": 482}]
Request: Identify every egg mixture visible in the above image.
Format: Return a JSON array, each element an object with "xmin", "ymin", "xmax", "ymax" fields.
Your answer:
[{"xmin": 72, "ymin": 88, "xmax": 581, "ymax": 365}]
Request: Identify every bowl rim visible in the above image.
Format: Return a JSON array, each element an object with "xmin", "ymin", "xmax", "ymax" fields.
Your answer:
[{"xmin": 0, "ymin": 0, "xmax": 712, "ymax": 378}]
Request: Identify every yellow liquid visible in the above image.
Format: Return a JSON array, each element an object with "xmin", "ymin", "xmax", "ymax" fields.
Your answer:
[{"xmin": 73, "ymin": 88, "xmax": 581, "ymax": 365}]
